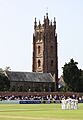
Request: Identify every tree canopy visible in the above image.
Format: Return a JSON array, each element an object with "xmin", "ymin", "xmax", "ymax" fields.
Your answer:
[
  {"xmin": 0, "ymin": 71, "xmax": 10, "ymax": 91},
  {"xmin": 62, "ymin": 59, "xmax": 83, "ymax": 92}
]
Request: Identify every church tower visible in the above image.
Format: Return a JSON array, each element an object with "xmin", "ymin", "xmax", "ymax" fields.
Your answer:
[{"xmin": 32, "ymin": 13, "xmax": 58, "ymax": 91}]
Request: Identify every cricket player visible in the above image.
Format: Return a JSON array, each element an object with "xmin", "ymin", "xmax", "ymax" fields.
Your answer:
[
  {"xmin": 66, "ymin": 97, "xmax": 72, "ymax": 109},
  {"xmin": 74, "ymin": 98, "xmax": 78, "ymax": 109},
  {"xmin": 61, "ymin": 98, "xmax": 66, "ymax": 110}
]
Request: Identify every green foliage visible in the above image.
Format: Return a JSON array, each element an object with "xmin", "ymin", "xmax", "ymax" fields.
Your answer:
[
  {"xmin": 0, "ymin": 72, "xmax": 10, "ymax": 91},
  {"xmin": 62, "ymin": 58, "xmax": 83, "ymax": 92}
]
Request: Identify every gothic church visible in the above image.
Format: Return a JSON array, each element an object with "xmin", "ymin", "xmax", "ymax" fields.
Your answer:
[{"xmin": 6, "ymin": 13, "xmax": 58, "ymax": 92}]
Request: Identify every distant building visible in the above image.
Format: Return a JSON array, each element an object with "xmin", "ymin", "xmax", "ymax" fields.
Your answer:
[
  {"xmin": 58, "ymin": 75, "xmax": 65, "ymax": 88},
  {"xmin": 6, "ymin": 71, "xmax": 54, "ymax": 92}
]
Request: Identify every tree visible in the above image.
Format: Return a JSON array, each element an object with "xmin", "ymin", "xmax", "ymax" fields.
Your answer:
[
  {"xmin": 78, "ymin": 69, "xmax": 83, "ymax": 92},
  {"xmin": 62, "ymin": 59, "xmax": 83, "ymax": 92},
  {"xmin": 4, "ymin": 66, "xmax": 11, "ymax": 71},
  {"xmin": 0, "ymin": 72, "xmax": 10, "ymax": 91}
]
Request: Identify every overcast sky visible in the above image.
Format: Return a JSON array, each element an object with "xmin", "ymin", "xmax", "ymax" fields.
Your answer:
[{"xmin": 0, "ymin": 0, "xmax": 83, "ymax": 76}]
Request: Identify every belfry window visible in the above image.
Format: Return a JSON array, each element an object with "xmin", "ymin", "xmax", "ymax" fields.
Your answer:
[
  {"xmin": 38, "ymin": 60, "xmax": 41, "ymax": 67},
  {"xmin": 50, "ymin": 46, "xmax": 53, "ymax": 53},
  {"xmin": 51, "ymin": 60, "xmax": 53, "ymax": 66},
  {"xmin": 38, "ymin": 46, "xmax": 41, "ymax": 54}
]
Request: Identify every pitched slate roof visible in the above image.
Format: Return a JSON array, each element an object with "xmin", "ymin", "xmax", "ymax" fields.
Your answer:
[{"xmin": 6, "ymin": 71, "xmax": 54, "ymax": 83}]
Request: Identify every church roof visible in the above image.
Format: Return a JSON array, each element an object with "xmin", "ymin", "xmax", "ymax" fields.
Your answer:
[{"xmin": 6, "ymin": 71, "xmax": 54, "ymax": 83}]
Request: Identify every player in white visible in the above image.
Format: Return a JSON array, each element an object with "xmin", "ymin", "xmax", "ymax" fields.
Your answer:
[
  {"xmin": 71, "ymin": 99, "xmax": 75, "ymax": 109},
  {"xmin": 74, "ymin": 98, "xmax": 78, "ymax": 109},
  {"xmin": 66, "ymin": 97, "xmax": 72, "ymax": 109},
  {"xmin": 61, "ymin": 98, "xmax": 66, "ymax": 110}
]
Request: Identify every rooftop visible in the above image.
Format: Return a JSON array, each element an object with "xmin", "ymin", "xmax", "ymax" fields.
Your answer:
[{"xmin": 6, "ymin": 71, "xmax": 54, "ymax": 83}]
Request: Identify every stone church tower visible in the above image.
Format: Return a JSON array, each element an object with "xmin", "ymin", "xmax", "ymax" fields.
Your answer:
[{"xmin": 32, "ymin": 13, "xmax": 58, "ymax": 91}]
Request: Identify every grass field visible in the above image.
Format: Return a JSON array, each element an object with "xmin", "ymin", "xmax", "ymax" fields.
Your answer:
[{"xmin": 0, "ymin": 103, "xmax": 83, "ymax": 120}]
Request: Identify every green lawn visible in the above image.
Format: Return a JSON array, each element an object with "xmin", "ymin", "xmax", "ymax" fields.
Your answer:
[{"xmin": 0, "ymin": 103, "xmax": 83, "ymax": 120}]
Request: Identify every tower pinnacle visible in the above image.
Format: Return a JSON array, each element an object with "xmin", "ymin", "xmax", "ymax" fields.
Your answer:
[{"xmin": 34, "ymin": 17, "xmax": 37, "ymax": 29}]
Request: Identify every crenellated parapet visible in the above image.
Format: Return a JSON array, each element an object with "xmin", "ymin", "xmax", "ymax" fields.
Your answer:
[{"xmin": 34, "ymin": 13, "xmax": 56, "ymax": 32}]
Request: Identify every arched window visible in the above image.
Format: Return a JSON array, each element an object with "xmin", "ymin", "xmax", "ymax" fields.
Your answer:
[
  {"xmin": 38, "ymin": 60, "xmax": 41, "ymax": 67},
  {"xmin": 38, "ymin": 46, "xmax": 41, "ymax": 54},
  {"xmin": 51, "ymin": 60, "xmax": 53, "ymax": 66},
  {"xmin": 50, "ymin": 46, "xmax": 53, "ymax": 53}
]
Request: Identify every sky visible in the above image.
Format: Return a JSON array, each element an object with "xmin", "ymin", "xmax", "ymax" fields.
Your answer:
[{"xmin": 0, "ymin": 0, "xmax": 83, "ymax": 76}]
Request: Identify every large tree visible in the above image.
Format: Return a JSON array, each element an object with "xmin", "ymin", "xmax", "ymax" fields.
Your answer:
[
  {"xmin": 0, "ymin": 71, "xmax": 10, "ymax": 91},
  {"xmin": 62, "ymin": 59, "xmax": 83, "ymax": 92}
]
